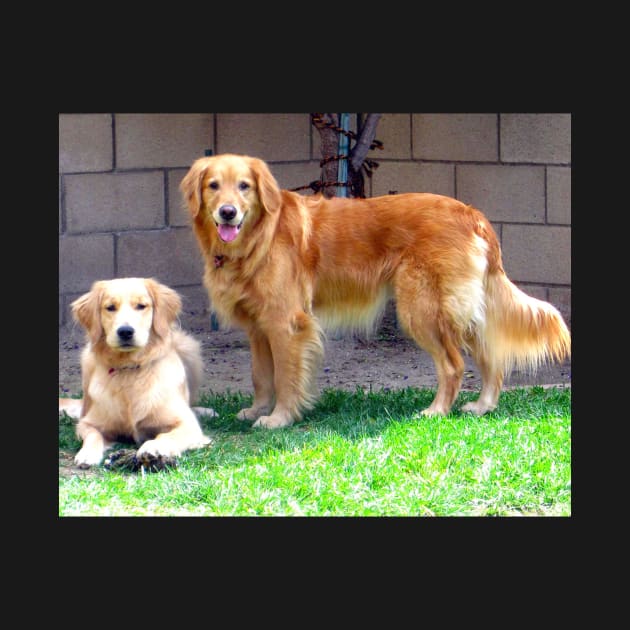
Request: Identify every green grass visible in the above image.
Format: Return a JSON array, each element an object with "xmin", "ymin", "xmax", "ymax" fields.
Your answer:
[{"xmin": 59, "ymin": 386, "xmax": 571, "ymax": 517}]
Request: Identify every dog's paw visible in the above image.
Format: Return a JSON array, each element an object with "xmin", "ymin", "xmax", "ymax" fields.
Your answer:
[
  {"xmin": 197, "ymin": 434, "xmax": 214, "ymax": 447},
  {"xmin": 237, "ymin": 405, "xmax": 270, "ymax": 422},
  {"xmin": 236, "ymin": 408, "xmax": 257, "ymax": 421},
  {"xmin": 252, "ymin": 414, "xmax": 294, "ymax": 429},
  {"xmin": 137, "ymin": 434, "xmax": 212, "ymax": 462},
  {"xmin": 137, "ymin": 438, "xmax": 180, "ymax": 459},
  {"xmin": 74, "ymin": 447, "xmax": 105, "ymax": 469},
  {"xmin": 461, "ymin": 401, "xmax": 494, "ymax": 415},
  {"xmin": 417, "ymin": 404, "xmax": 450, "ymax": 417}
]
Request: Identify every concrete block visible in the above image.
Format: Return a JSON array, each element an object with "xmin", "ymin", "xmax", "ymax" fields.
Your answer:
[
  {"xmin": 60, "ymin": 293, "xmax": 79, "ymax": 329},
  {"xmin": 502, "ymin": 224, "xmax": 571, "ymax": 284},
  {"xmin": 176, "ymin": 285, "xmax": 212, "ymax": 317},
  {"xmin": 548, "ymin": 287, "xmax": 571, "ymax": 327},
  {"xmin": 216, "ymin": 113, "xmax": 310, "ymax": 161},
  {"xmin": 500, "ymin": 114, "xmax": 571, "ymax": 164},
  {"xmin": 412, "ymin": 114, "xmax": 498, "ymax": 161},
  {"xmin": 59, "ymin": 114, "xmax": 113, "ymax": 173},
  {"xmin": 61, "ymin": 292, "xmax": 94, "ymax": 330},
  {"xmin": 270, "ymin": 161, "xmax": 322, "ymax": 193},
  {"xmin": 65, "ymin": 172, "xmax": 165, "ymax": 233},
  {"xmin": 117, "ymin": 227, "xmax": 205, "ymax": 287},
  {"xmin": 547, "ymin": 166, "xmax": 571, "ymax": 225},
  {"xmin": 168, "ymin": 168, "xmax": 192, "ymax": 227},
  {"xmin": 59, "ymin": 175, "xmax": 62, "ymax": 234},
  {"xmin": 371, "ymin": 161, "xmax": 454, "ymax": 197},
  {"xmin": 59, "ymin": 234, "xmax": 115, "ymax": 293},
  {"xmin": 457, "ymin": 164, "xmax": 545, "ymax": 222},
  {"xmin": 491, "ymin": 221, "xmax": 502, "ymax": 244},
  {"xmin": 115, "ymin": 114, "xmax": 214, "ymax": 169},
  {"xmin": 367, "ymin": 113, "xmax": 411, "ymax": 160}
]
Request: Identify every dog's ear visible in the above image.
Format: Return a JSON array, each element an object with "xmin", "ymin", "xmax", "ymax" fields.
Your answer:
[
  {"xmin": 180, "ymin": 158, "xmax": 209, "ymax": 219},
  {"xmin": 71, "ymin": 282, "xmax": 104, "ymax": 344},
  {"xmin": 249, "ymin": 157, "xmax": 282, "ymax": 214},
  {"xmin": 146, "ymin": 278, "xmax": 181, "ymax": 339}
]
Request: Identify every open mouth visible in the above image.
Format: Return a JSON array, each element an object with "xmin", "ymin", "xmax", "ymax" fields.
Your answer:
[{"xmin": 215, "ymin": 221, "xmax": 243, "ymax": 243}]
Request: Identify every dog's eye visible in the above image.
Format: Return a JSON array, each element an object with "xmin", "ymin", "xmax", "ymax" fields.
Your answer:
[
  {"xmin": 105, "ymin": 305, "xmax": 117, "ymax": 312},
  {"xmin": 238, "ymin": 181, "xmax": 250, "ymax": 191},
  {"xmin": 209, "ymin": 181, "xmax": 219, "ymax": 190},
  {"xmin": 136, "ymin": 304, "xmax": 147, "ymax": 311}
]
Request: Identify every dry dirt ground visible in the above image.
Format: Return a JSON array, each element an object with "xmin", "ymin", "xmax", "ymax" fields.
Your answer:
[{"xmin": 59, "ymin": 304, "xmax": 571, "ymax": 400}]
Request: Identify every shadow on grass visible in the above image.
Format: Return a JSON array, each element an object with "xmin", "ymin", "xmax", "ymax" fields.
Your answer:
[
  {"xmin": 193, "ymin": 385, "xmax": 571, "ymax": 456},
  {"xmin": 59, "ymin": 385, "xmax": 571, "ymax": 475}
]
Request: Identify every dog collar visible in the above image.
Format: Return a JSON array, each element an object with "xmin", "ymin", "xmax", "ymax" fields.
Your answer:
[{"xmin": 214, "ymin": 255, "xmax": 226, "ymax": 268}]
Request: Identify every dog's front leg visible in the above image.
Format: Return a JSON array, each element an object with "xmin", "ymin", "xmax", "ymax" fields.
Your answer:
[
  {"xmin": 253, "ymin": 312, "xmax": 323, "ymax": 429},
  {"xmin": 237, "ymin": 329, "xmax": 275, "ymax": 421},
  {"xmin": 137, "ymin": 428, "xmax": 211, "ymax": 459},
  {"xmin": 136, "ymin": 406, "xmax": 212, "ymax": 458},
  {"xmin": 74, "ymin": 421, "xmax": 109, "ymax": 468}
]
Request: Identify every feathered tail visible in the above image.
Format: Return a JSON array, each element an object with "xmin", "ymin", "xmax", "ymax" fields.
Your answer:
[
  {"xmin": 172, "ymin": 329, "xmax": 204, "ymax": 404},
  {"xmin": 482, "ymin": 271, "xmax": 571, "ymax": 377}
]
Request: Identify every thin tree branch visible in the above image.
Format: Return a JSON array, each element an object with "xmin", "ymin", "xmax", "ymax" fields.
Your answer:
[{"xmin": 350, "ymin": 113, "xmax": 381, "ymax": 172}]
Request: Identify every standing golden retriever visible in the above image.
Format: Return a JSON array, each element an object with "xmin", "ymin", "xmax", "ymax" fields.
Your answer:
[
  {"xmin": 59, "ymin": 277, "xmax": 212, "ymax": 467},
  {"xmin": 180, "ymin": 154, "xmax": 571, "ymax": 428}
]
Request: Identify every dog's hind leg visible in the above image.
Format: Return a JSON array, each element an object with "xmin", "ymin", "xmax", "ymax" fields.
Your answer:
[
  {"xmin": 413, "ymin": 321, "xmax": 464, "ymax": 416},
  {"xmin": 461, "ymin": 343, "xmax": 503, "ymax": 415},
  {"xmin": 394, "ymin": 269, "xmax": 464, "ymax": 416}
]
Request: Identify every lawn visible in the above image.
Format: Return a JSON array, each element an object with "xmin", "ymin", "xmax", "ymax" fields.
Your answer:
[{"xmin": 58, "ymin": 386, "xmax": 571, "ymax": 517}]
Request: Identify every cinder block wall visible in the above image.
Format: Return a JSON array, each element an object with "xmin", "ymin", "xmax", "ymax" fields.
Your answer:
[{"xmin": 59, "ymin": 113, "xmax": 571, "ymax": 327}]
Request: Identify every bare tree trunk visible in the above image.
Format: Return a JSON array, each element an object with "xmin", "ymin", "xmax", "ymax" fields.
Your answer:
[
  {"xmin": 311, "ymin": 113, "xmax": 340, "ymax": 198},
  {"xmin": 311, "ymin": 112, "xmax": 383, "ymax": 198}
]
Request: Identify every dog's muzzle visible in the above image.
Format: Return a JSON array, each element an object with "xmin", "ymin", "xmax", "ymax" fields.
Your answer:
[{"xmin": 216, "ymin": 204, "xmax": 243, "ymax": 243}]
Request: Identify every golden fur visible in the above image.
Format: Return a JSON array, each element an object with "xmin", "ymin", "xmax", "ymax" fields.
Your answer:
[
  {"xmin": 59, "ymin": 278, "xmax": 212, "ymax": 467},
  {"xmin": 180, "ymin": 153, "xmax": 571, "ymax": 428}
]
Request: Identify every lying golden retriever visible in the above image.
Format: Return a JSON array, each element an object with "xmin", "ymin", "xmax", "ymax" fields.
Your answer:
[
  {"xmin": 59, "ymin": 277, "xmax": 212, "ymax": 467},
  {"xmin": 180, "ymin": 153, "xmax": 571, "ymax": 428}
]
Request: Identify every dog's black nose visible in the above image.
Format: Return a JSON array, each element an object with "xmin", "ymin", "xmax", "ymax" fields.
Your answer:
[
  {"xmin": 219, "ymin": 205, "xmax": 237, "ymax": 221},
  {"xmin": 117, "ymin": 325, "xmax": 134, "ymax": 341}
]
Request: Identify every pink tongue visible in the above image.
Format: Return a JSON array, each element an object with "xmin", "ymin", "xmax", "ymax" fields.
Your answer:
[{"xmin": 217, "ymin": 224, "xmax": 240, "ymax": 243}]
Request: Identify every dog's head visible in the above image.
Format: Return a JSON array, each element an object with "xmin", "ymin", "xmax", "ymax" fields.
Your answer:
[
  {"xmin": 179, "ymin": 154, "xmax": 282, "ymax": 245},
  {"xmin": 71, "ymin": 278, "xmax": 181, "ymax": 350}
]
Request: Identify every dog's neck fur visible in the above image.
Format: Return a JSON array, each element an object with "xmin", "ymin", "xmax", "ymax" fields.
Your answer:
[
  {"xmin": 108, "ymin": 364, "xmax": 141, "ymax": 375},
  {"xmin": 92, "ymin": 334, "xmax": 170, "ymax": 372}
]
